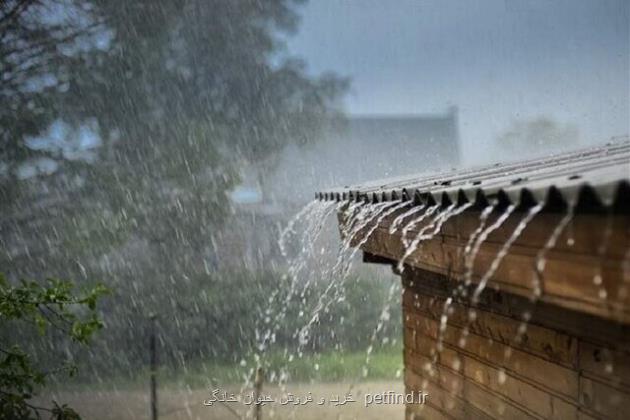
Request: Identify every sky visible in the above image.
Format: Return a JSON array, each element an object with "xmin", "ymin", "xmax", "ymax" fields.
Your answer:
[{"xmin": 285, "ymin": 0, "xmax": 630, "ymax": 163}]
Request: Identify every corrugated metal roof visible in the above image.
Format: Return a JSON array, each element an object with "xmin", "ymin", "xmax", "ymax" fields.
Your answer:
[{"xmin": 316, "ymin": 138, "xmax": 630, "ymax": 212}]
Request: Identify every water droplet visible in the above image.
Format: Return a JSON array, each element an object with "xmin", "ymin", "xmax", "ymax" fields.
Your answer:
[
  {"xmin": 498, "ymin": 369, "xmax": 507, "ymax": 384},
  {"xmin": 605, "ymin": 363, "xmax": 614, "ymax": 374}
]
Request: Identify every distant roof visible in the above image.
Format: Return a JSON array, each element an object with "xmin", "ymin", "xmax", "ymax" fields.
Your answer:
[
  {"xmin": 316, "ymin": 138, "xmax": 630, "ymax": 212},
  {"xmin": 269, "ymin": 110, "xmax": 461, "ymax": 204},
  {"xmin": 337, "ymin": 110, "xmax": 460, "ymax": 165}
]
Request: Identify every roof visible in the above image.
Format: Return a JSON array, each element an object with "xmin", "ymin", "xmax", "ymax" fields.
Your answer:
[{"xmin": 316, "ymin": 138, "xmax": 630, "ymax": 212}]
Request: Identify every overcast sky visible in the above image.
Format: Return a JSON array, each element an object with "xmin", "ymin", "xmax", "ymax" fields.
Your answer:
[{"xmin": 285, "ymin": 0, "xmax": 629, "ymax": 162}]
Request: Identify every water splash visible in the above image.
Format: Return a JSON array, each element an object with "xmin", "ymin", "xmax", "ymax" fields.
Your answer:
[
  {"xmin": 593, "ymin": 211, "xmax": 614, "ymax": 302},
  {"xmin": 432, "ymin": 203, "xmax": 542, "ymax": 386},
  {"xmin": 471, "ymin": 203, "xmax": 544, "ymax": 304},
  {"xmin": 341, "ymin": 201, "xmax": 393, "ymax": 252},
  {"xmin": 623, "ymin": 244, "xmax": 630, "ymax": 300},
  {"xmin": 389, "ymin": 203, "xmax": 424, "ymax": 234},
  {"xmin": 453, "ymin": 204, "xmax": 516, "ymax": 349},
  {"xmin": 397, "ymin": 203, "xmax": 473, "ymax": 273},
  {"xmin": 292, "ymin": 200, "xmax": 369, "ymax": 313},
  {"xmin": 278, "ymin": 200, "xmax": 319, "ymax": 259},
  {"xmin": 401, "ymin": 204, "xmax": 439, "ymax": 248},
  {"xmin": 325, "ymin": 200, "xmax": 409, "ymax": 330},
  {"xmin": 296, "ymin": 201, "xmax": 401, "ymax": 354},
  {"xmin": 361, "ymin": 282, "xmax": 399, "ymax": 378},
  {"xmin": 433, "ymin": 204, "xmax": 514, "ymax": 354},
  {"xmin": 531, "ymin": 206, "xmax": 574, "ymax": 299},
  {"xmin": 450, "ymin": 205, "xmax": 494, "ymax": 300},
  {"xmin": 251, "ymin": 199, "xmax": 337, "ymax": 384},
  {"xmin": 463, "ymin": 204, "xmax": 516, "ymax": 290},
  {"xmin": 505, "ymin": 205, "xmax": 574, "ymax": 370},
  {"xmin": 400, "ymin": 204, "xmax": 491, "ymax": 361},
  {"xmin": 342, "ymin": 200, "xmax": 409, "ymax": 276}
]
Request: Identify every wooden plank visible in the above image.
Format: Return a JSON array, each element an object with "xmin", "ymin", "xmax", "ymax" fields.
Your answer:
[
  {"xmin": 405, "ymin": 348, "xmax": 464, "ymax": 396},
  {"xmin": 402, "ymin": 288, "xmax": 578, "ymax": 367},
  {"xmin": 344, "ymin": 208, "xmax": 630, "ymax": 323},
  {"xmin": 358, "ymin": 221, "xmax": 630, "ymax": 322},
  {"xmin": 374, "ymin": 209, "xmax": 630, "ymax": 259},
  {"xmin": 409, "ymin": 328, "xmax": 578, "ymax": 419},
  {"xmin": 405, "ymin": 311, "xmax": 580, "ymax": 399},
  {"xmin": 576, "ymin": 409, "xmax": 601, "ymax": 420},
  {"xmin": 579, "ymin": 376, "xmax": 630, "ymax": 420},
  {"xmin": 401, "ymin": 268, "xmax": 630, "ymax": 352},
  {"xmin": 406, "ymin": 351, "xmax": 537, "ymax": 420},
  {"xmin": 406, "ymin": 402, "xmax": 455, "ymax": 420},
  {"xmin": 406, "ymin": 368, "xmax": 493, "ymax": 420},
  {"xmin": 463, "ymin": 354, "xmax": 578, "ymax": 420},
  {"xmin": 404, "ymin": 326, "xmax": 417, "ymax": 352},
  {"xmin": 578, "ymin": 340, "xmax": 630, "ymax": 389}
]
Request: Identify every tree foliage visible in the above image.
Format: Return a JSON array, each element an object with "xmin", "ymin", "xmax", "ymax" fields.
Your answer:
[
  {"xmin": 0, "ymin": 0, "xmax": 348, "ymax": 385},
  {"xmin": 0, "ymin": 274, "xmax": 108, "ymax": 419},
  {"xmin": 496, "ymin": 116, "xmax": 579, "ymax": 153},
  {"xmin": 0, "ymin": 0, "xmax": 105, "ymax": 182}
]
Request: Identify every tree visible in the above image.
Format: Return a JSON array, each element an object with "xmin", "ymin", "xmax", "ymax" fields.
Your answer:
[
  {"xmin": 0, "ymin": 274, "xmax": 108, "ymax": 419},
  {"xmin": 496, "ymin": 116, "xmax": 579, "ymax": 154},
  {"xmin": 0, "ymin": 0, "xmax": 348, "ymax": 376},
  {"xmin": 0, "ymin": 0, "xmax": 104, "ymax": 198}
]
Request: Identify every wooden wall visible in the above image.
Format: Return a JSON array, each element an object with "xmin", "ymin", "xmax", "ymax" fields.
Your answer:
[
  {"xmin": 401, "ymin": 267, "xmax": 630, "ymax": 420},
  {"xmin": 341, "ymin": 202, "xmax": 630, "ymax": 418},
  {"xmin": 349, "ymin": 209, "xmax": 630, "ymax": 323}
]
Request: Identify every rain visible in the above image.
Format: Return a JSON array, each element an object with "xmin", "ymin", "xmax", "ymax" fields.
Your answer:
[{"xmin": 1, "ymin": 1, "xmax": 629, "ymax": 420}]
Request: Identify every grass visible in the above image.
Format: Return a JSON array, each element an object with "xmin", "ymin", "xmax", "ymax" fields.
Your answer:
[{"xmin": 52, "ymin": 345, "xmax": 403, "ymax": 391}]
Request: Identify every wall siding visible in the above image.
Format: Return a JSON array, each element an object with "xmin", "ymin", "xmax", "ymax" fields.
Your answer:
[{"xmin": 401, "ymin": 268, "xmax": 630, "ymax": 420}]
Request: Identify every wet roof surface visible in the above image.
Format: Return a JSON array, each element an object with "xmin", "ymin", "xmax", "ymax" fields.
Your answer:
[{"xmin": 316, "ymin": 138, "xmax": 630, "ymax": 212}]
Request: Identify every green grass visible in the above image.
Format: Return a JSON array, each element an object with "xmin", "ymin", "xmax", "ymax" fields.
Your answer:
[{"xmin": 52, "ymin": 346, "xmax": 403, "ymax": 391}]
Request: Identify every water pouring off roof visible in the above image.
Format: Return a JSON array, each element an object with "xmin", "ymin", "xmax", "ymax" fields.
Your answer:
[{"xmin": 316, "ymin": 138, "xmax": 630, "ymax": 212}]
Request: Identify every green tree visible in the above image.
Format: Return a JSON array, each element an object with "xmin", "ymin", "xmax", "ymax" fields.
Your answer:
[
  {"xmin": 0, "ymin": 0, "xmax": 347, "ymax": 377},
  {"xmin": 0, "ymin": 274, "xmax": 108, "ymax": 419},
  {"xmin": 0, "ymin": 0, "xmax": 104, "ymax": 201}
]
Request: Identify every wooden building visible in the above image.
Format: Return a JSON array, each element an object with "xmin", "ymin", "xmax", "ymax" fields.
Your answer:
[{"xmin": 317, "ymin": 140, "xmax": 630, "ymax": 419}]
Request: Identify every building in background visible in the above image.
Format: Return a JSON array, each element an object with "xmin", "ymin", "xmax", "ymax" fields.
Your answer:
[
  {"xmin": 223, "ymin": 108, "xmax": 461, "ymax": 269},
  {"xmin": 269, "ymin": 107, "xmax": 460, "ymax": 204}
]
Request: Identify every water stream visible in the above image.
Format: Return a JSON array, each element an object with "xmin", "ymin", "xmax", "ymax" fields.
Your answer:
[
  {"xmin": 250, "ymin": 200, "xmax": 338, "ymax": 388},
  {"xmin": 401, "ymin": 204, "xmax": 440, "ymax": 248},
  {"xmin": 471, "ymin": 203, "xmax": 544, "ymax": 304},
  {"xmin": 531, "ymin": 207, "xmax": 574, "ymax": 300},
  {"xmin": 296, "ymin": 201, "xmax": 400, "ymax": 358},
  {"xmin": 397, "ymin": 203, "xmax": 474, "ymax": 273},
  {"xmin": 269, "ymin": 195, "xmax": 594, "ymax": 403},
  {"xmin": 389, "ymin": 204, "xmax": 425, "ymax": 234},
  {"xmin": 593, "ymin": 212, "xmax": 614, "ymax": 302},
  {"xmin": 502, "ymin": 205, "xmax": 575, "ymax": 365}
]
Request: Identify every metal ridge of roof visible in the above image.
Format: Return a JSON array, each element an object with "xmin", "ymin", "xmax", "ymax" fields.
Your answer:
[{"xmin": 315, "ymin": 138, "xmax": 630, "ymax": 212}]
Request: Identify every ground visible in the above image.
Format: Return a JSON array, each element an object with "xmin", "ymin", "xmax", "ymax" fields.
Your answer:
[{"xmin": 41, "ymin": 381, "xmax": 405, "ymax": 420}]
